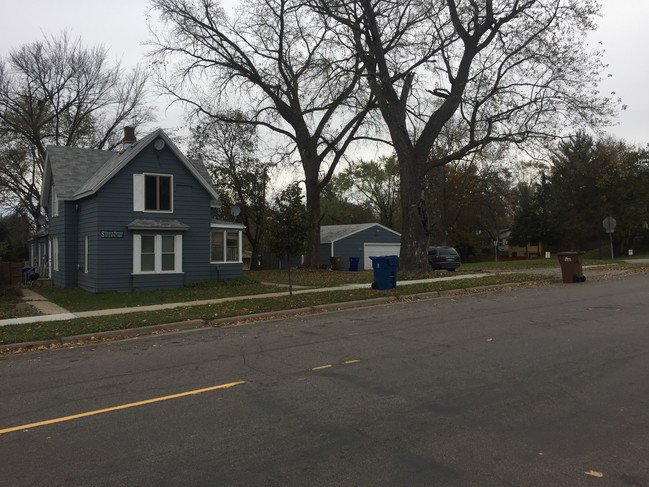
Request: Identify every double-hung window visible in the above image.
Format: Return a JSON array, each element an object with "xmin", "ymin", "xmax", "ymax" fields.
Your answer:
[
  {"xmin": 133, "ymin": 174, "xmax": 173, "ymax": 212},
  {"xmin": 211, "ymin": 229, "xmax": 242, "ymax": 263},
  {"xmin": 133, "ymin": 234, "xmax": 182, "ymax": 274}
]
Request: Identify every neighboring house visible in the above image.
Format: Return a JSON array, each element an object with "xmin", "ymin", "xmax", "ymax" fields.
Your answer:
[
  {"xmin": 30, "ymin": 127, "xmax": 244, "ymax": 292},
  {"xmin": 498, "ymin": 230, "xmax": 541, "ymax": 259},
  {"xmin": 320, "ymin": 223, "xmax": 401, "ymax": 270},
  {"xmin": 27, "ymin": 229, "xmax": 50, "ymax": 279}
]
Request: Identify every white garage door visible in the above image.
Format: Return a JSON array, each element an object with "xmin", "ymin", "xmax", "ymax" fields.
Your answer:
[{"xmin": 364, "ymin": 243, "xmax": 401, "ymax": 269}]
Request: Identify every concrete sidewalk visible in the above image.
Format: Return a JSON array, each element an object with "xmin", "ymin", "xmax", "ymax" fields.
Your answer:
[{"xmin": 2, "ymin": 273, "xmax": 491, "ymax": 327}]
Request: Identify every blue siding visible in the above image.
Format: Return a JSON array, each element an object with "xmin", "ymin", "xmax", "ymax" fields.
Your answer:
[
  {"xmin": 49, "ymin": 140, "xmax": 243, "ymax": 292},
  {"xmin": 61, "ymin": 201, "xmax": 79, "ymax": 287},
  {"xmin": 47, "ymin": 184, "xmax": 67, "ymax": 287},
  {"xmin": 48, "ymin": 185, "xmax": 77, "ymax": 287},
  {"xmin": 210, "ymin": 263, "xmax": 243, "ymax": 280},
  {"xmin": 90, "ymin": 143, "xmax": 215, "ymax": 292},
  {"xmin": 132, "ymin": 273, "xmax": 185, "ymax": 291},
  {"xmin": 77, "ymin": 195, "xmax": 100, "ymax": 292}
]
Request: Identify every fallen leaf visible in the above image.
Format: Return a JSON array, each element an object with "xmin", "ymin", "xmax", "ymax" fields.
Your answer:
[{"xmin": 585, "ymin": 470, "xmax": 604, "ymax": 478}]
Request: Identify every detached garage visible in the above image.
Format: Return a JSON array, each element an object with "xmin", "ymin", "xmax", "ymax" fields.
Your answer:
[{"xmin": 320, "ymin": 224, "xmax": 401, "ymax": 270}]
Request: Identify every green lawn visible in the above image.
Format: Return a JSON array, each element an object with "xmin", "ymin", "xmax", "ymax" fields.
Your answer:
[
  {"xmin": 9, "ymin": 257, "xmax": 642, "ymax": 314},
  {"xmin": 34, "ymin": 267, "xmax": 482, "ymax": 312}
]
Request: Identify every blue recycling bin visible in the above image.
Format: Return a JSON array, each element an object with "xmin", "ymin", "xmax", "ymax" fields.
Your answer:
[
  {"xmin": 22, "ymin": 267, "xmax": 31, "ymax": 285},
  {"xmin": 349, "ymin": 257, "xmax": 360, "ymax": 272},
  {"xmin": 369, "ymin": 255, "xmax": 399, "ymax": 290}
]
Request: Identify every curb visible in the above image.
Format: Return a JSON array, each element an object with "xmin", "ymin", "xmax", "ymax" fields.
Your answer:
[{"xmin": 0, "ymin": 298, "xmax": 399, "ymax": 354}]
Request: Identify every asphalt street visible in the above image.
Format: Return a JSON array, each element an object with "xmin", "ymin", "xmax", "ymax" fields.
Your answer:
[{"xmin": 1, "ymin": 273, "xmax": 649, "ymax": 486}]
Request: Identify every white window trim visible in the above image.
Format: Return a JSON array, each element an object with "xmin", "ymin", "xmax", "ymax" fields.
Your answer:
[
  {"xmin": 133, "ymin": 234, "xmax": 183, "ymax": 274},
  {"xmin": 133, "ymin": 173, "xmax": 174, "ymax": 213},
  {"xmin": 210, "ymin": 228, "xmax": 243, "ymax": 264},
  {"xmin": 52, "ymin": 189, "xmax": 59, "ymax": 217},
  {"xmin": 52, "ymin": 236, "xmax": 59, "ymax": 272},
  {"xmin": 84, "ymin": 235, "xmax": 89, "ymax": 274}
]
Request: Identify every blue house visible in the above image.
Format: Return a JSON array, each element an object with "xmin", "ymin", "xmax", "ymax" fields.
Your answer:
[
  {"xmin": 320, "ymin": 223, "xmax": 401, "ymax": 270},
  {"xmin": 32, "ymin": 127, "xmax": 244, "ymax": 292}
]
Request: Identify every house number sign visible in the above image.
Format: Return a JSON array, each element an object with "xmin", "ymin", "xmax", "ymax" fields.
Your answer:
[{"xmin": 100, "ymin": 231, "xmax": 124, "ymax": 238}]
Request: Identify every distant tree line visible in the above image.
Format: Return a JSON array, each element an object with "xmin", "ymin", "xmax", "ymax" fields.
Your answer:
[
  {"xmin": 320, "ymin": 132, "xmax": 649, "ymax": 260},
  {"xmin": 510, "ymin": 132, "xmax": 649, "ymax": 256}
]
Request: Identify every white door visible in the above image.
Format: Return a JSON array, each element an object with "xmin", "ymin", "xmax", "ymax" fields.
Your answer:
[{"xmin": 363, "ymin": 243, "xmax": 401, "ymax": 269}]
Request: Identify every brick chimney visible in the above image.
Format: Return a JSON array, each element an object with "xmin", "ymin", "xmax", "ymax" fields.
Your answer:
[{"xmin": 122, "ymin": 126, "xmax": 137, "ymax": 145}]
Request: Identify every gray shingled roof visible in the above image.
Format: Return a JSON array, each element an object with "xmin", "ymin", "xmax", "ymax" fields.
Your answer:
[
  {"xmin": 73, "ymin": 146, "xmax": 135, "ymax": 198},
  {"xmin": 41, "ymin": 129, "xmax": 221, "ymax": 207},
  {"xmin": 320, "ymin": 223, "xmax": 400, "ymax": 243},
  {"xmin": 189, "ymin": 158, "xmax": 218, "ymax": 193},
  {"xmin": 46, "ymin": 146, "xmax": 115, "ymax": 199}
]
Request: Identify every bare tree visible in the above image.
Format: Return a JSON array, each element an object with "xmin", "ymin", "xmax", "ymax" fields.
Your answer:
[
  {"xmin": 342, "ymin": 155, "xmax": 400, "ymax": 229},
  {"xmin": 0, "ymin": 134, "xmax": 42, "ymax": 225},
  {"xmin": 312, "ymin": 0, "xmax": 619, "ymax": 270},
  {"xmin": 189, "ymin": 111, "xmax": 272, "ymax": 270},
  {"xmin": 149, "ymin": 0, "xmax": 374, "ymax": 267},
  {"xmin": 0, "ymin": 32, "xmax": 153, "ymax": 229}
]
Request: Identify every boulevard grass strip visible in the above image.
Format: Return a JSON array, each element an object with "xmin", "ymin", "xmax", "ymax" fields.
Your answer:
[
  {"xmin": 0, "ymin": 287, "xmax": 41, "ymax": 320},
  {"xmin": 0, "ymin": 272, "xmax": 549, "ymax": 347}
]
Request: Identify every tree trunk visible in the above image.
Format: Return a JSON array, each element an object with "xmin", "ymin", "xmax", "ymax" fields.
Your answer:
[
  {"xmin": 398, "ymin": 155, "xmax": 430, "ymax": 271},
  {"xmin": 249, "ymin": 247, "xmax": 261, "ymax": 270},
  {"xmin": 303, "ymin": 173, "xmax": 321, "ymax": 268}
]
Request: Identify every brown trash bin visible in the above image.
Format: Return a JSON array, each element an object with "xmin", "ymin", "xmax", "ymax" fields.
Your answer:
[
  {"xmin": 329, "ymin": 256, "xmax": 341, "ymax": 271},
  {"xmin": 557, "ymin": 251, "xmax": 586, "ymax": 283}
]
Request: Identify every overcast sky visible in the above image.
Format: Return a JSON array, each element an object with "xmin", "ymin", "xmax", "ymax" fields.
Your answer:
[{"xmin": 1, "ymin": 0, "xmax": 648, "ymax": 148}]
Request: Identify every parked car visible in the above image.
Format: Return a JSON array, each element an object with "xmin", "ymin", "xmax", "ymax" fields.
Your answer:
[{"xmin": 428, "ymin": 246, "xmax": 461, "ymax": 271}]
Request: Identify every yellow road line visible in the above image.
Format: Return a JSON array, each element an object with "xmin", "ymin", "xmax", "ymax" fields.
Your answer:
[
  {"xmin": 0, "ymin": 380, "xmax": 246, "ymax": 436},
  {"xmin": 312, "ymin": 359, "xmax": 361, "ymax": 371},
  {"xmin": 311, "ymin": 364, "xmax": 333, "ymax": 371}
]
